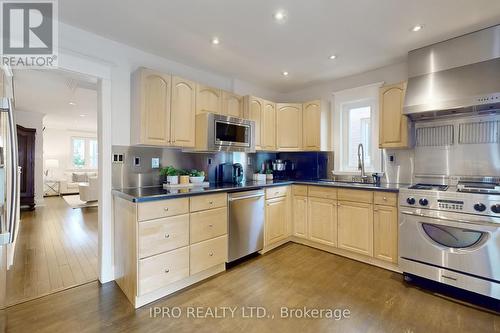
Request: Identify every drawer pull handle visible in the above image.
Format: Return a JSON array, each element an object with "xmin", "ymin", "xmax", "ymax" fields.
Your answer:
[
  {"xmin": 164, "ymin": 207, "xmax": 169, "ymax": 211},
  {"xmin": 209, "ymin": 201, "xmax": 214, "ymax": 205},
  {"xmin": 208, "ymin": 224, "xmax": 213, "ymax": 227},
  {"xmin": 164, "ymin": 234, "xmax": 170, "ymax": 239},
  {"xmin": 209, "ymin": 252, "xmax": 214, "ymax": 257},
  {"xmin": 164, "ymin": 269, "xmax": 170, "ymax": 273}
]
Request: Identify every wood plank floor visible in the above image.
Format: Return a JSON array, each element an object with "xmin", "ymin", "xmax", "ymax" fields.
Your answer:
[
  {"xmin": 2, "ymin": 243, "xmax": 499, "ymax": 333},
  {"xmin": 6, "ymin": 196, "xmax": 98, "ymax": 306}
]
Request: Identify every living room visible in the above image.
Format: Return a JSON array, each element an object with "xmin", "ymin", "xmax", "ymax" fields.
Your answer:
[{"xmin": 8, "ymin": 68, "xmax": 100, "ymax": 306}]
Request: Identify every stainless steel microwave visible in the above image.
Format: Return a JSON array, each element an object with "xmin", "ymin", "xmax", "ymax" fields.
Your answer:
[{"xmin": 194, "ymin": 113, "xmax": 255, "ymax": 152}]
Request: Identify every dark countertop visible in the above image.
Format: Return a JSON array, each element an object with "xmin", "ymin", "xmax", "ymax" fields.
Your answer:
[{"xmin": 112, "ymin": 180, "xmax": 406, "ymax": 203}]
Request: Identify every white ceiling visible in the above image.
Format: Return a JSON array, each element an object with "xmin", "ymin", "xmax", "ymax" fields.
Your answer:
[
  {"xmin": 14, "ymin": 69, "xmax": 98, "ymax": 131},
  {"xmin": 59, "ymin": 0, "xmax": 500, "ymax": 92}
]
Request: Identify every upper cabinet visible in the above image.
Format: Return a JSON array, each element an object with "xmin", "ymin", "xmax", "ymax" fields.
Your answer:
[
  {"xmin": 261, "ymin": 100, "xmax": 276, "ymax": 151},
  {"xmin": 222, "ymin": 91, "xmax": 242, "ymax": 118},
  {"xmin": 131, "ymin": 68, "xmax": 172, "ymax": 146},
  {"xmin": 196, "ymin": 84, "xmax": 222, "ymax": 115},
  {"xmin": 244, "ymin": 96, "xmax": 263, "ymax": 150},
  {"xmin": 379, "ymin": 82, "xmax": 410, "ymax": 149},
  {"xmin": 302, "ymin": 100, "xmax": 321, "ymax": 151},
  {"xmin": 276, "ymin": 103, "xmax": 303, "ymax": 151},
  {"xmin": 171, "ymin": 76, "xmax": 196, "ymax": 147}
]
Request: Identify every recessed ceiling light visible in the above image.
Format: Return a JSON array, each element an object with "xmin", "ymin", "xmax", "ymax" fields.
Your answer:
[
  {"xmin": 329, "ymin": 55, "xmax": 337, "ymax": 60},
  {"xmin": 282, "ymin": 71, "xmax": 289, "ymax": 76},
  {"xmin": 69, "ymin": 101, "xmax": 76, "ymax": 106},
  {"xmin": 273, "ymin": 10, "xmax": 286, "ymax": 22},
  {"xmin": 211, "ymin": 37, "xmax": 220, "ymax": 45},
  {"xmin": 411, "ymin": 25, "xmax": 423, "ymax": 32},
  {"xmin": 79, "ymin": 114, "xmax": 86, "ymax": 117}
]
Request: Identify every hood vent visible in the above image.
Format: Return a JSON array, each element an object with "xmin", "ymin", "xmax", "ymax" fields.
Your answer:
[
  {"xmin": 404, "ymin": 25, "xmax": 500, "ymax": 119},
  {"xmin": 458, "ymin": 120, "xmax": 499, "ymax": 144}
]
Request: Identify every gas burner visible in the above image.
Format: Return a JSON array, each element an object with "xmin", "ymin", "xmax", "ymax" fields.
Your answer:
[{"xmin": 408, "ymin": 183, "xmax": 449, "ymax": 191}]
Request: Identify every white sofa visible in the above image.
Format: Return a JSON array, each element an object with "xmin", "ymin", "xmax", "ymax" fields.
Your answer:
[
  {"xmin": 60, "ymin": 171, "xmax": 98, "ymax": 195},
  {"xmin": 79, "ymin": 176, "xmax": 98, "ymax": 202}
]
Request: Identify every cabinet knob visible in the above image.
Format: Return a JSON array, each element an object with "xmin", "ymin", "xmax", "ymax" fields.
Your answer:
[
  {"xmin": 208, "ymin": 224, "xmax": 213, "ymax": 227},
  {"xmin": 164, "ymin": 207, "xmax": 169, "ymax": 211},
  {"xmin": 374, "ymin": 208, "xmax": 379, "ymax": 212},
  {"xmin": 164, "ymin": 233, "xmax": 170, "ymax": 239},
  {"xmin": 209, "ymin": 252, "xmax": 214, "ymax": 257},
  {"xmin": 209, "ymin": 201, "xmax": 214, "ymax": 205},
  {"xmin": 383, "ymin": 197, "xmax": 387, "ymax": 201},
  {"xmin": 164, "ymin": 269, "xmax": 170, "ymax": 273}
]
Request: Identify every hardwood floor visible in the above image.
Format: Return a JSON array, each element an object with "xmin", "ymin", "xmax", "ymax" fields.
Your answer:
[
  {"xmin": 3, "ymin": 243, "xmax": 499, "ymax": 333},
  {"xmin": 6, "ymin": 196, "xmax": 98, "ymax": 306}
]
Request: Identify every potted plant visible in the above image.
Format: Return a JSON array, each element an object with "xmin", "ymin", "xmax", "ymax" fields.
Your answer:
[
  {"xmin": 265, "ymin": 169, "xmax": 274, "ymax": 180},
  {"xmin": 189, "ymin": 169, "xmax": 205, "ymax": 184},
  {"xmin": 253, "ymin": 169, "xmax": 266, "ymax": 182},
  {"xmin": 178, "ymin": 169, "xmax": 190, "ymax": 184},
  {"xmin": 160, "ymin": 166, "xmax": 179, "ymax": 185}
]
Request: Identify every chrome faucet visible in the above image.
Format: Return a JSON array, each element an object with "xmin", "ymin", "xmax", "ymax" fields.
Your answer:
[{"xmin": 357, "ymin": 143, "xmax": 366, "ymax": 179}]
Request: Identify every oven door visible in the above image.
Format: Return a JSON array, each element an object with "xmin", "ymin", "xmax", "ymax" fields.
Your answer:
[{"xmin": 399, "ymin": 209, "xmax": 500, "ymax": 282}]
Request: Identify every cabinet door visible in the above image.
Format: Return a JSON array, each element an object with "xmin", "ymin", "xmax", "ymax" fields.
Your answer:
[
  {"xmin": 302, "ymin": 100, "xmax": 321, "ymax": 151},
  {"xmin": 276, "ymin": 103, "xmax": 302, "ymax": 151},
  {"xmin": 196, "ymin": 84, "xmax": 222, "ymax": 114},
  {"xmin": 222, "ymin": 91, "xmax": 242, "ymax": 117},
  {"xmin": 337, "ymin": 201, "xmax": 373, "ymax": 256},
  {"xmin": 137, "ymin": 68, "xmax": 172, "ymax": 145},
  {"xmin": 265, "ymin": 196, "xmax": 288, "ymax": 246},
  {"xmin": 374, "ymin": 205, "xmax": 398, "ymax": 263},
  {"xmin": 292, "ymin": 195, "xmax": 308, "ymax": 239},
  {"xmin": 308, "ymin": 197, "xmax": 337, "ymax": 246},
  {"xmin": 171, "ymin": 76, "xmax": 196, "ymax": 147},
  {"xmin": 261, "ymin": 100, "xmax": 276, "ymax": 150},
  {"xmin": 245, "ymin": 96, "xmax": 263, "ymax": 150},
  {"xmin": 379, "ymin": 82, "xmax": 409, "ymax": 148}
]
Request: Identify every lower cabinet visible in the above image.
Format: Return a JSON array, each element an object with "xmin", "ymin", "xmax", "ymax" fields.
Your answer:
[
  {"xmin": 373, "ymin": 204, "xmax": 398, "ymax": 263},
  {"xmin": 337, "ymin": 201, "xmax": 374, "ymax": 257},
  {"xmin": 265, "ymin": 195, "xmax": 289, "ymax": 247},
  {"xmin": 292, "ymin": 195, "xmax": 308, "ymax": 239},
  {"xmin": 190, "ymin": 235, "xmax": 228, "ymax": 275},
  {"xmin": 308, "ymin": 197, "xmax": 337, "ymax": 247}
]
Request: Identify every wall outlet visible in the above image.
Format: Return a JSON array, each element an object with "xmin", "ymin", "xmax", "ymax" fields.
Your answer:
[
  {"xmin": 388, "ymin": 154, "xmax": 395, "ymax": 163},
  {"xmin": 151, "ymin": 157, "xmax": 160, "ymax": 169},
  {"xmin": 207, "ymin": 158, "xmax": 212, "ymax": 165},
  {"xmin": 112, "ymin": 153, "xmax": 124, "ymax": 164},
  {"xmin": 133, "ymin": 156, "xmax": 141, "ymax": 167}
]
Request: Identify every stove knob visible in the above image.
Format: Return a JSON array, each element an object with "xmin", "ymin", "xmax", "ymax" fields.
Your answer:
[
  {"xmin": 491, "ymin": 204, "xmax": 500, "ymax": 214},
  {"xmin": 406, "ymin": 197, "xmax": 416, "ymax": 205},
  {"xmin": 474, "ymin": 203, "xmax": 486, "ymax": 212},
  {"xmin": 419, "ymin": 198, "xmax": 429, "ymax": 206}
]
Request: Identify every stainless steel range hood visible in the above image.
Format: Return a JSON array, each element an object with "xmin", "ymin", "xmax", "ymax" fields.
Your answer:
[{"xmin": 404, "ymin": 25, "xmax": 500, "ymax": 119}]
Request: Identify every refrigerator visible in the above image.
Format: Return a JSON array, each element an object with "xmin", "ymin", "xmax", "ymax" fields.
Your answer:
[{"xmin": 0, "ymin": 65, "xmax": 19, "ymax": 309}]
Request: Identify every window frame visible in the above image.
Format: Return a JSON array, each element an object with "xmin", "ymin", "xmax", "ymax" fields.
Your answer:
[{"xmin": 71, "ymin": 136, "xmax": 98, "ymax": 169}]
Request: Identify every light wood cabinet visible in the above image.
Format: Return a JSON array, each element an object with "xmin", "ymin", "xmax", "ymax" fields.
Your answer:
[
  {"xmin": 302, "ymin": 100, "xmax": 321, "ymax": 151},
  {"xmin": 308, "ymin": 197, "xmax": 337, "ymax": 247},
  {"xmin": 244, "ymin": 96, "xmax": 263, "ymax": 150},
  {"xmin": 222, "ymin": 91, "xmax": 243, "ymax": 117},
  {"xmin": 261, "ymin": 100, "xmax": 276, "ymax": 150},
  {"xmin": 337, "ymin": 201, "xmax": 373, "ymax": 257},
  {"xmin": 131, "ymin": 68, "xmax": 172, "ymax": 146},
  {"xmin": 265, "ymin": 196, "xmax": 288, "ymax": 246},
  {"xmin": 379, "ymin": 82, "xmax": 410, "ymax": 148},
  {"xmin": 171, "ymin": 76, "xmax": 196, "ymax": 147},
  {"xmin": 292, "ymin": 195, "xmax": 308, "ymax": 239},
  {"xmin": 374, "ymin": 204, "xmax": 398, "ymax": 263},
  {"xmin": 196, "ymin": 84, "xmax": 222, "ymax": 114},
  {"xmin": 276, "ymin": 103, "xmax": 303, "ymax": 151}
]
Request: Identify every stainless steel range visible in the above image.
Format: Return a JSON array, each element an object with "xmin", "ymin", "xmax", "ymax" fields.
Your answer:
[{"xmin": 399, "ymin": 180, "xmax": 500, "ymax": 299}]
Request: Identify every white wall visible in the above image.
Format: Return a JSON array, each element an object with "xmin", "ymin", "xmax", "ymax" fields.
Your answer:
[
  {"xmin": 58, "ymin": 23, "xmax": 284, "ymax": 146},
  {"xmin": 43, "ymin": 128, "xmax": 98, "ymax": 179},
  {"xmin": 15, "ymin": 110, "xmax": 45, "ymax": 205}
]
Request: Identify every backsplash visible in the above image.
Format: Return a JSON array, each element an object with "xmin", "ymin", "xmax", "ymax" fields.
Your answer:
[{"xmin": 111, "ymin": 145, "xmax": 333, "ymax": 189}]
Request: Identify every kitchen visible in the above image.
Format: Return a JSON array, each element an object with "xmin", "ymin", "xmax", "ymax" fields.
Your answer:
[{"xmin": 1, "ymin": 1, "xmax": 500, "ymax": 332}]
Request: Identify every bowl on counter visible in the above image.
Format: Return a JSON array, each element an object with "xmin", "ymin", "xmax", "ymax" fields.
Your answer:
[{"xmin": 189, "ymin": 176, "xmax": 205, "ymax": 184}]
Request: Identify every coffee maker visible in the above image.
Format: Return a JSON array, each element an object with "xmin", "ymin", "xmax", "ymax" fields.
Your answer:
[{"xmin": 217, "ymin": 163, "xmax": 244, "ymax": 184}]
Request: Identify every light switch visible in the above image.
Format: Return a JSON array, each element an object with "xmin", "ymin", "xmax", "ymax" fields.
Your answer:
[
  {"xmin": 134, "ymin": 156, "xmax": 141, "ymax": 167},
  {"xmin": 151, "ymin": 158, "xmax": 160, "ymax": 169}
]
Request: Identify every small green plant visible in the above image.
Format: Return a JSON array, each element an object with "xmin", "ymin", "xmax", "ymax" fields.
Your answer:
[
  {"xmin": 159, "ymin": 166, "xmax": 179, "ymax": 177},
  {"xmin": 189, "ymin": 169, "xmax": 205, "ymax": 177},
  {"xmin": 265, "ymin": 169, "xmax": 273, "ymax": 175}
]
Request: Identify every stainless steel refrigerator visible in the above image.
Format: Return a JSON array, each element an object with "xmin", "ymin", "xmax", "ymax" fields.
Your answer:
[{"xmin": 0, "ymin": 65, "xmax": 19, "ymax": 309}]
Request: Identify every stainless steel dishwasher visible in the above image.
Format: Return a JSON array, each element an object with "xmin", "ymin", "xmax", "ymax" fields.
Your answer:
[{"xmin": 227, "ymin": 189, "xmax": 265, "ymax": 262}]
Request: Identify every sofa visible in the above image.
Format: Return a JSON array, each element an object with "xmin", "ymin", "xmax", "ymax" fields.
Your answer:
[
  {"xmin": 79, "ymin": 176, "xmax": 98, "ymax": 202},
  {"xmin": 60, "ymin": 171, "xmax": 98, "ymax": 195}
]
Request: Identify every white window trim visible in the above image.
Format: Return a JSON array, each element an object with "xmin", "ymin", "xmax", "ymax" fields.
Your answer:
[
  {"xmin": 71, "ymin": 136, "xmax": 98, "ymax": 169},
  {"xmin": 332, "ymin": 82, "xmax": 384, "ymax": 174}
]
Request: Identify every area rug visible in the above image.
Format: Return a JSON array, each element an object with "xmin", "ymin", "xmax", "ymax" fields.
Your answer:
[{"xmin": 62, "ymin": 195, "xmax": 98, "ymax": 209}]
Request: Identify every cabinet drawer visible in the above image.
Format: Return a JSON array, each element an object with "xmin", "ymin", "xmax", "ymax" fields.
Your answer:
[
  {"xmin": 292, "ymin": 185, "xmax": 308, "ymax": 196},
  {"xmin": 138, "ymin": 246, "xmax": 189, "ymax": 296},
  {"xmin": 190, "ymin": 193, "xmax": 227, "ymax": 212},
  {"xmin": 265, "ymin": 186, "xmax": 289, "ymax": 199},
  {"xmin": 338, "ymin": 189, "xmax": 373, "ymax": 203},
  {"xmin": 138, "ymin": 198, "xmax": 189, "ymax": 221},
  {"xmin": 308, "ymin": 186, "xmax": 337, "ymax": 200},
  {"xmin": 138, "ymin": 214, "xmax": 189, "ymax": 258},
  {"xmin": 374, "ymin": 192, "xmax": 397, "ymax": 206},
  {"xmin": 190, "ymin": 235, "xmax": 228, "ymax": 275},
  {"xmin": 190, "ymin": 207, "xmax": 228, "ymax": 244}
]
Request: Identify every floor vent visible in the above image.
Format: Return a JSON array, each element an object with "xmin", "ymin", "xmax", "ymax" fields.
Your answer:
[
  {"xmin": 416, "ymin": 125, "xmax": 454, "ymax": 147},
  {"xmin": 458, "ymin": 120, "xmax": 499, "ymax": 144}
]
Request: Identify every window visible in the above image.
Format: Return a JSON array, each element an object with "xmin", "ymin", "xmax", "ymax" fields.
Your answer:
[
  {"xmin": 71, "ymin": 137, "xmax": 98, "ymax": 169},
  {"xmin": 343, "ymin": 103, "xmax": 372, "ymax": 170}
]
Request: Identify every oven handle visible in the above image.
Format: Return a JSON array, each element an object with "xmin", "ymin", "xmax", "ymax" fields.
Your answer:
[{"xmin": 400, "ymin": 210, "xmax": 499, "ymax": 227}]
